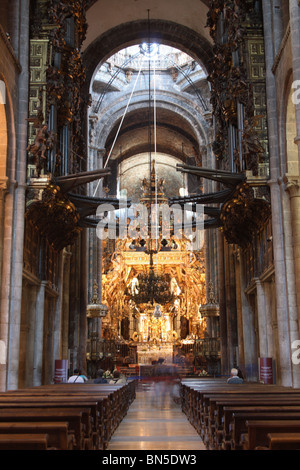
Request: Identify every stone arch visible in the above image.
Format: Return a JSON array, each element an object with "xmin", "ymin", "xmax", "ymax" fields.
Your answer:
[
  {"xmin": 94, "ymin": 91, "xmax": 210, "ymax": 158},
  {"xmin": 83, "ymin": 19, "xmax": 213, "ymax": 96}
]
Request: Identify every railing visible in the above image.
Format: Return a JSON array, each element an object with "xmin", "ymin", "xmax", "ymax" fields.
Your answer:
[
  {"xmin": 194, "ymin": 338, "xmax": 221, "ymax": 361},
  {"xmin": 86, "ymin": 337, "xmax": 130, "ymax": 361}
]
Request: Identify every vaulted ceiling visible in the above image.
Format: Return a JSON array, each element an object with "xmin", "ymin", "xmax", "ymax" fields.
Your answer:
[{"xmin": 84, "ymin": 1, "xmax": 213, "ymax": 196}]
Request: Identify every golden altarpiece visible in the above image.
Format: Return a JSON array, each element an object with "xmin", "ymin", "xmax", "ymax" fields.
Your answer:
[{"xmin": 98, "ymin": 169, "xmax": 207, "ymax": 370}]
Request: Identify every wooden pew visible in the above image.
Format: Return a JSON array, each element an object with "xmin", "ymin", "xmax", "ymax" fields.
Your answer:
[
  {"xmin": 243, "ymin": 420, "xmax": 300, "ymax": 450},
  {"xmin": 209, "ymin": 395, "xmax": 300, "ymax": 449},
  {"xmin": 190, "ymin": 389, "xmax": 295, "ymax": 447},
  {"xmin": 0, "ymin": 433, "xmax": 51, "ymax": 450},
  {"xmin": 4, "ymin": 383, "xmax": 134, "ymax": 447},
  {"xmin": 267, "ymin": 432, "xmax": 300, "ymax": 450},
  {"xmin": 0, "ymin": 399, "xmax": 96, "ymax": 449},
  {"xmin": 0, "ymin": 408, "xmax": 87, "ymax": 450},
  {"xmin": 0, "ymin": 381, "xmax": 136, "ymax": 450},
  {"xmin": 230, "ymin": 411, "xmax": 300, "ymax": 450},
  {"xmin": 222, "ymin": 405, "xmax": 300, "ymax": 450},
  {"xmin": 180, "ymin": 378, "xmax": 300, "ymax": 450},
  {"xmin": 0, "ymin": 421, "xmax": 74, "ymax": 450}
]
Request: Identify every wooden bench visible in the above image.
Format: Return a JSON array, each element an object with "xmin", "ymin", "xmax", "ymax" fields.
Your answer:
[
  {"xmin": 180, "ymin": 378, "xmax": 300, "ymax": 450},
  {"xmin": 0, "ymin": 421, "xmax": 74, "ymax": 450},
  {"xmin": 31, "ymin": 382, "xmax": 136, "ymax": 431},
  {"xmin": 181, "ymin": 381, "xmax": 269, "ymax": 427},
  {"xmin": 209, "ymin": 395, "xmax": 300, "ymax": 450},
  {"xmin": 211, "ymin": 394, "xmax": 300, "ymax": 448},
  {"xmin": 0, "ymin": 399, "xmax": 95, "ymax": 449},
  {"xmin": 0, "ymin": 433, "xmax": 51, "ymax": 450},
  {"xmin": 222, "ymin": 405, "xmax": 300, "ymax": 450},
  {"xmin": 0, "ymin": 381, "xmax": 137, "ymax": 450},
  {"xmin": 189, "ymin": 389, "xmax": 299, "ymax": 448},
  {"xmin": 242, "ymin": 420, "xmax": 300, "ymax": 450},
  {"xmin": 267, "ymin": 432, "xmax": 300, "ymax": 450},
  {"xmin": 0, "ymin": 385, "xmax": 132, "ymax": 448},
  {"xmin": 230, "ymin": 411, "xmax": 300, "ymax": 450},
  {"xmin": 0, "ymin": 408, "xmax": 87, "ymax": 450}
]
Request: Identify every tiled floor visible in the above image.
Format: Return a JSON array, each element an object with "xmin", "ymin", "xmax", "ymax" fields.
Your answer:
[{"xmin": 107, "ymin": 381, "xmax": 207, "ymax": 451}]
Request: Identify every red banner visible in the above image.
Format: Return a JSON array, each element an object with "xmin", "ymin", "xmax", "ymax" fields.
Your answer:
[
  {"xmin": 54, "ymin": 359, "xmax": 68, "ymax": 383},
  {"xmin": 259, "ymin": 357, "xmax": 273, "ymax": 384}
]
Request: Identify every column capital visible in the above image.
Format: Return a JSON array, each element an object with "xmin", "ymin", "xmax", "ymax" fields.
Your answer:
[
  {"xmin": 283, "ymin": 174, "xmax": 300, "ymax": 198},
  {"xmin": 0, "ymin": 177, "xmax": 9, "ymax": 193}
]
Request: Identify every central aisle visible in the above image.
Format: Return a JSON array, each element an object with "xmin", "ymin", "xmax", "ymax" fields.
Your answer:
[{"xmin": 107, "ymin": 381, "xmax": 207, "ymax": 451}]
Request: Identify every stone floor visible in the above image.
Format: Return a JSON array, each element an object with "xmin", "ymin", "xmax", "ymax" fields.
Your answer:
[{"xmin": 107, "ymin": 381, "xmax": 207, "ymax": 451}]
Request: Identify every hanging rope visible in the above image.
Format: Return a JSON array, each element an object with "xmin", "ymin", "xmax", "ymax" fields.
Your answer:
[{"xmin": 153, "ymin": 52, "xmax": 159, "ymax": 275}]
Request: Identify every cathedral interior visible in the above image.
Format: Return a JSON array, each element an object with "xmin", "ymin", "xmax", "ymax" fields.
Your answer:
[{"xmin": 0, "ymin": 0, "xmax": 300, "ymax": 393}]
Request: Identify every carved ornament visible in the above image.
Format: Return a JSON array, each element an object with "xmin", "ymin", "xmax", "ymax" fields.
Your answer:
[
  {"xmin": 26, "ymin": 183, "xmax": 81, "ymax": 251},
  {"xmin": 283, "ymin": 174, "xmax": 300, "ymax": 199},
  {"xmin": 220, "ymin": 182, "xmax": 271, "ymax": 247}
]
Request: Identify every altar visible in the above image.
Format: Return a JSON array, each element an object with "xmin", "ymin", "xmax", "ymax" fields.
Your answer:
[{"xmin": 137, "ymin": 342, "xmax": 174, "ymax": 364}]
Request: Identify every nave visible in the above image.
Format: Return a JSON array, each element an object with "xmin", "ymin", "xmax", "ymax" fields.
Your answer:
[
  {"xmin": 107, "ymin": 381, "xmax": 206, "ymax": 451},
  {"xmin": 1, "ymin": 377, "xmax": 300, "ymax": 450}
]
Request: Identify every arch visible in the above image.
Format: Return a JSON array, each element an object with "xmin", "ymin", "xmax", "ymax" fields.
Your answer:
[
  {"xmin": 93, "ymin": 89, "xmax": 210, "ymax": 165},
  {"xmin": 82, "ymin": 19, "xmax": 213, "ymax": 96}
]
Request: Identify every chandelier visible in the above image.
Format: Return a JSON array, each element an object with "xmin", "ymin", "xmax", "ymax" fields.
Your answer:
[
  {"xmin": 130, "ymin": 263, "xmax": 174, "ymax": 306},
  {"xmin": 127, "ymin": 168, "xmax": 176, "ymax": 306}
]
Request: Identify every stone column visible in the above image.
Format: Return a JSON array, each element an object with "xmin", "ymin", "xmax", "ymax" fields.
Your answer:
[
  {"xmin": 264, "ymin": 277, "xmax": 277, "ymax": 360},
  {"xmin": 289, "ymin": 0, "xmax": 300, "ymax": 340},
  {"xmin": 23, "ymin": 282, "xmax": 38, "ymax": 388},
  {"xmin": 234, "ymin": 250, "xmax": 245, "ymax": 372},
  {"xmin": 284, "ymin": 176, "xmax": 300, "ymax": 320},
  {"xmin": 217, "ymin": 231, "xmax": 228, "ymax": 375},
  {"xmin": 262, "ymin": 0, "xmax": 293, "ymax": 385},
  {"xmin": 239, "ymin": 255, "xmax": 258, "ymax": 381},
  {"xmin": 32, "ymin": 281, "xmax": 47, "ymax": 386},
  {"xmin": 52, "ymin": 252, "xmax": 64, "ymax": 365},
  {"xmin": 280, "ymin": 181, "xmax": 299, "ymax": 378},
  {"xmin": 0, "ymin": 178, "xmax": 9, "ymax": 288},
  {"xmin": 78, "ymin": 229, "xmax": 88, "ymax": 375},
  {"xmin": 6, "ymin": 0, "xmax": 29, "ymax": 390},
  {"xmin": 0, "ymin": 181, "xmax": 9, "ymax": 391},
  {"xmin": 0, "ymin": 183, "xmax": 14, "ymax": 391},
  {"xmin": 255, "ymin": 279, "xmax": 268, "ymax": 358},
  {"xmin": 282, "ymin": 175, "xmax": 300, "ymax": 387},
  {"xmin": 61, "ymin": 249, "xmax": 72, "ymax": 360}
]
